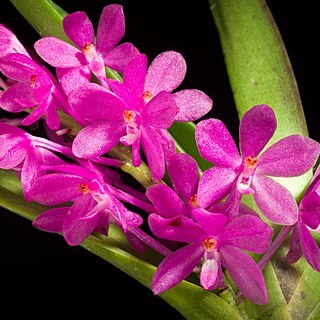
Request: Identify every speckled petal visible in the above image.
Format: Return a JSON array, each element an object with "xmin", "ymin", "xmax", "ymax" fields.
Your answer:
[
  {"xmin": 145, "ymin": 51, "xmax": 186, "ymax": 96},
  {"xmin": 33, "ymin": 207, "xmax": 69, "ymax": 233},
  {"xmin": 196, "ymin": 118, "xmax": 241, "ymax": 168},
  {"xmin": 240, "ymin": 105, "xmax": 276, "ymax": 158}
]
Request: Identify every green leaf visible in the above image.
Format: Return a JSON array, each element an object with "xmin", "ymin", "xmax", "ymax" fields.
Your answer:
[
  {"xmin": 209, "ymin": 0, "xmax": 320, "ymax": 319},
  {"xmin": 209, "ymin": 0, "xmax": 312, "ymax": 199},
  {"xmin": 0, "ymin": 169, "xmax": 242, "ymax": 319},
  {"xmin": 9, "ymin": 0, "xmax": 69, "ymax": 42}
]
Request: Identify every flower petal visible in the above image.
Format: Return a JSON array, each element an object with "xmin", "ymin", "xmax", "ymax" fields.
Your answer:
[
  {"xmin": 21, "ymin": 99, "xmax": 49, "ymax": 127},
  {"xmin": 218, "ymin": 215, "xmax": 272, "ymax": 253},
  {"xmin": 29, "ymin": 173, "xmax": 85, "ymax": 206},
  {"xmin": 142, "ymin": 91, "xmax": 178, "ymax": 129},
  {"xmin": 56, "ymin": 66, "xmax": 91, "ymax": 96},
  {"xmin": 69, "ymin": 83, "xmax": 126, "ymax": 122},
  {"xmin": 33, "ymin": 207, "xmax": 69, "ymax": 233},
  {"xmin": 240, "ymin": 104, "xmax": 276, "ymax": 158},
  {"xmin": 257, "ymin": 135, "xmax": 320, "ymax": 177},
  {"xmin": 197, "ymin": 166, "xmax": 238, "ymax": 208},
  {"xmin": 63, "ymin": 12, "xmax": 94, "ymax": 48},
  {"xmin": 34, "ymin": 37, "xmax": 82, "ymax": 68},
  {"xmin": 168, "ymin": 153, "xmax": 199, "ymax": 202},
  {"xmin": 0, "ymin": 53, "xmax": 42, "ymax": 81},
  {"xmin": 103, "ymin": 42, "xmax": 140, "ymax": 73},
  {"xmin": 96, "ymin": 4, "xmax": 125, "ymax": 53},
  {"xmin": 220, "ymin": 246, "xmax": 268, "ymax": 305},
  {"xmin": 0, "ymin": 123, "xmax": 29, "ymax": 169},
  {"xmin": 141, "ymin": 126, "xmax": 165, "ymax": 180},
  {"xmin": 196, "ymin": 119, "xmax": 241, "ymax": 168},
  {"xmin": 299, "ymin": 220, "xmax": 320, "ymax": 271},
  {"xmin": 146, "ymin": 184, "xmax": 186, "ymax": 218},
  {"xmin": 148, "ymin": 213, "xmax": 205, "ymax": 243},
  {"xmin": 287, "ymin": 225, "xmax": 302, "ymax": 264},
  {"xmin": 145, "ymin": 51, "xmax": 186, "ymax": 96},
  {"xmin": 72, "ymin": 121, "xmax": 125, "ymax": 158},
  {"xmin": 152, "ymin": 243, "xmax": 203, "ymax": 295},
  {"xmin": 252, "ymin": 174, "xmax": 299, "ymax": 225},
  {"xmin": 0, "ymin": 82, "xmax": 34, "ymax": 112},
  {"xmin": 63, "ymin": 194, "xmax": 100, "ymax": 246},
  {"xmin": 173, "ymin": 89, "xmax": 213, "ymax": 122},
  {"xmin": 300, "ymin": 192, "xmax": 320, "ymax": 229},
  {"xmin": 123, "ymin": 53, "xmax": 147, "ymax": 96},
  {"xmin": 193, "ymin": 208, "xmax": 227, "ymax": 236},
  {"xmin": 200, "ymin": 258, "xmax": 220, "ymax": 290}
]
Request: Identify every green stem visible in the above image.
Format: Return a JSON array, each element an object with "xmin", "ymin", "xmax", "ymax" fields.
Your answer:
[{"xmin": 210, "ymin": 0, "xmax": 312, "ymax": 198}]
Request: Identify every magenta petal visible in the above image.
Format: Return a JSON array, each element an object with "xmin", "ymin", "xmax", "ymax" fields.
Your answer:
[
  {"xmin": 146, "ymin": 184, "xmax": 186, "ymax": 218},
  {"xmin": 300, "ymin": 192, "xmax": 320, "ymax": 229},
  {"xmin": 0, "ymin": 53, "xmax": 41, "ymax": 81},
  {"xmin": 0, "ymin": 82, "xmax": 34, "ymax": 112},
  {"xmin": 220, "ymin": 246, "xmax": 268, "ymax": 305},
  {"xmin": 141, "ymin": 127, "xmax": 165, "ymax": 180},
  {"xmin": 103, "ymin": 42, "xmax": 140, "ymax": 73},
  {"xmin": 258, "ymin": 135, "xmax": 320, "ymax": 177},
  {"xmin": 123, "ymin": 53, "xmax": 147, "ymax": 96},
  {"xmin": 72, "ymin": 121, "xmax": 125, "ymax": 158},
  {"xmin": 63, "ymin": 194, "xmax": 100, "ymax": 246},
  {"xmin": 252, "ymin": 175, "xmax": 299, "ymax": 225},
  {"xmin": 287, "ymin": 226, "xmax": 302, "ymax": 264},
  {"xmin": 200, "ymin": 259, "xmax": 220, "ymax": 290},
  {"xmin": 0, "ymin": 123, "xmax": 29, "ymax": 169},
  {"xmin": 96, "ymin": 4, "xmax": 125, "ymax": 53},
  {"xmin": 21, "ymin": 99, "xmax": 48, "ymax": 126},
  {"xmin": 193, "ymin": 208, "xmax": 227, "ymax": 236},
  {"xmin": 69, "ymin": 83, "xmax": 126, "ymax": 122},
  {"xmin": 240, "ymin": 105, "xmax": 276, "ymax": 158},
  {"xmin": 218, "ymin": 215, "xmax": 272, "ymax": 253},
  {"xmin": 45, "ymin": 98, "xmax": 60, "ymax": 130},
  {"xmin": 196, "ymin": 119, "xmax": 241, "ymax": 168},
  {"xmin": 145, "ymin": 51, "xmax": 187, "ymax": 96},
  {"xmin": 142, "ymin": 91, "xmax": 178, "ymax": 129},
  {"xmin": 63, "ymin": 12, "xmax": 94, "ymax": 48},
  {"xmin": 152, "ymin": 243, "xmax": 203, "ymax": 295},
  {"xmin": 149, "ymin": 214, "xmax": 205, "ymax": 243},
  {"xmin": 299, "ymin": 220, "xmax": 320, "ymax": 271},
  {"xmin": 198, "ymin": 166, "xmax": 238, "ymax": 208},
  {"xmin": 168, "ymin": 153, "xmax": 199, "ymax": 202},
  {"xmin": 21, "ymin": 148, "xmax": 42, "ymax": 200},
  {"xmin": 57, "ymin": 66, "xmax": 91, "ymax": 96},
  {"xmin": 132, "ymin": 138, "xmax": 142, "ymax": 167},
  {"xmin": 30, "ymin": 173, "xmax": 85, "ymax": 205},
  {"xmin": 33, "ymin": 207, "xmax": 69, "ymax": 233},
  {"xmin": 173, "ymin": 89, "xmax": 213, "ymax": 122},
  {"xmin": 34, "ymin": 37, "xmax": 82, "ymax": 68}
]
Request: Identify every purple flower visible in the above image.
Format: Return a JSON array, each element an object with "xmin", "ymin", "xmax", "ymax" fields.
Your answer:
[
  {"xmin": 149, "ymin": 209, "xmax": 272, "ymax": 304},
  {"xmin": 146, "ymin": 153, "xmax": 200, "ymax": 217},
  {"xmin": 70, "ymin": 54, "xmax": 179, "ymax": 180},
  {"xmin": 34, "ymin": 4, "xmax": 139, "ymax": 90},
  {"xmin": 31, "ymin": 164, "xmax": 143, "ymax": 246},
  {"xmin": 0, "ymin": 123, "xmax": 64, "ymax": 199},
  {"xmin": 0, "ymin": 53, "xmax": 61, "ymax": 129},
  {"xmin": 196, "ymin": 104, "xmax": 320, "ymax": 225},
  {"xmin": 0, "ymin": 24, "xmax": 29, "ymax": 58},
  {"xmin": 287, "ymin": 167, "xmax": 320, "ymax": 270}
]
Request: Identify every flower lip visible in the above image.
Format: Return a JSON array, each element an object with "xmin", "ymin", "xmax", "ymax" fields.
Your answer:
[
  {"xmin": 82, "ymin": 43, "xmax": 94, "ymax": 53},
  {"xmin": 202, "ymin": 237, "xmax": 218, "ymax": 252},
  {"xmin": 188, "ymin": 194, "xmax": 199, "ymax": 208},
  {"xmin": 123, "ymin": 109, "xmax": 136, "ymax": 122},
  {"xmin": 142, "ymin": 90, "xmax": 153, "ymax": 102}
]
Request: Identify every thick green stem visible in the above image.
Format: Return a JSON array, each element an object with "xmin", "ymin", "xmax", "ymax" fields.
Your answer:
[{"xmin": 210, "ymin": 0, "xmax": 312, "ymax": 198}]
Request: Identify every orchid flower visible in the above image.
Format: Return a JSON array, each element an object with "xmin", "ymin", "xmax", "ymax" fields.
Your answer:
[
  {"xmin": 34, "ymin": 4, "xmax": 139, "ymax": 91},
  {"xmin": 196, "ymin": 104, "xmax": 320, "ymax": 225},
  {"xmin": 149, "ymin": 209, "xmax": 272, "ymax": 304}
]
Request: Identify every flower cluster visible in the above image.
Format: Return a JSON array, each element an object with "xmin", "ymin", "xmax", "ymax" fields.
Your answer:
[{"xmin": 1, "ymin": 5, "xmax": 320, "ymax": 305}]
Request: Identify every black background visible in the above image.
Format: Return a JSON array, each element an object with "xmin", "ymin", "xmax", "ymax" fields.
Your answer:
[{"xmin": 0, "ymin": 0, "xmax": 318, "ymax": 318}]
